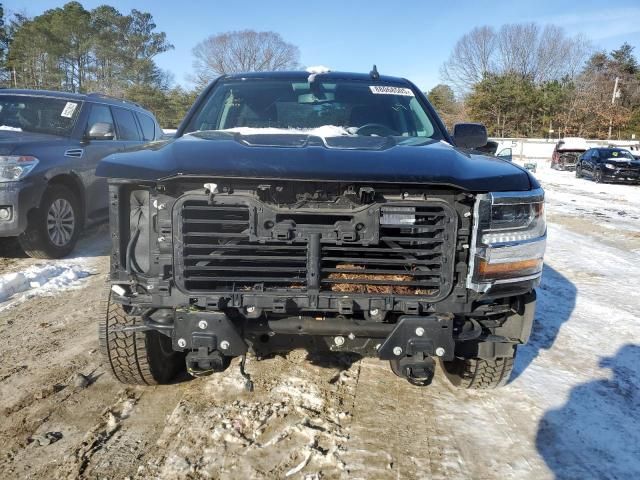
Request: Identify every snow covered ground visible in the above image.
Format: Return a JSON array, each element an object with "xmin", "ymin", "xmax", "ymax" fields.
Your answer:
[
  {"xmin": 0, "ymin": 225, "xmax": 108, "ymax": 311},
  {"xmin": 0, "ymin": 263, "xmax": 92, "ymax": 310}
]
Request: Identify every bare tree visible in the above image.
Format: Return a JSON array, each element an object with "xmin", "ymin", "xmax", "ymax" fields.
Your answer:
[
  {"xmin": 442, "ymin": 22, "xmax": 591, "ymax": 92},
  {"xmin": 441, "ymin": 26, "xmax": 496, "ymax": 91},
  {"xmin": 191, "ymin": 30, "xmax": 300, "ymax": 87},
  {"xmin": 497, "ymin": 23, "xmax": 539, "ymax": 80}
]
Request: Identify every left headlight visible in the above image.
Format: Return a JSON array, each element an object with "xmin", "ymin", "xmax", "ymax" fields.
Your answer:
[
  {"xmin": 0, "ymin": 156, "xmax": 39, "ymax": 182},
  {"xmin": 468, "ymin": 188, "xmax": 546, "ymax": 292}
]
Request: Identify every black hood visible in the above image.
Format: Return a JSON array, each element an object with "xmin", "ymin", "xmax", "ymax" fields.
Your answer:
[{"xmin": 97, "ymin": 132, "xmax": 536, "ymax": 192}]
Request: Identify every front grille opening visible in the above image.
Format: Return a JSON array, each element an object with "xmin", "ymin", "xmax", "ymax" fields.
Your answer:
[
  {"xmin": 321, "ymin": 205, "xmax": 448, "ymax": 297},
  {"xmin": 177, "ymin": 200, "xmax": 453, "ymax": 299},
  {"xmin": 326, "ymin": 264, "xmax": 438, "ymax": 295},
  {"xmin": 180, "ymin": 201, "xmax": 307, "ymax": 292}
]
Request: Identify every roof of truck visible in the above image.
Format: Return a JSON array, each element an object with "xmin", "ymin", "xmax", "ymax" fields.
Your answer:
[{"xmin": 221, "ymin": 70, "xmax": 412, "ymax": 85}]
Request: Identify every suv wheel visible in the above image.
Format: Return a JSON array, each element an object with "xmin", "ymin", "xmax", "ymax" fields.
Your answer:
[
  {"xmin": 575, "ymin": 164, "xmax": 582, "ymax": 178},
  {"xmin": 441, "ymin": 349, "xmax": 516, "ymax": 389},
  {"xmin": 18, "ymin": 185, "xmax": 80, "ymax": 259},
  {"xmin": 99, "ymin": 290, "xmax": 185, "ymax": 385}
]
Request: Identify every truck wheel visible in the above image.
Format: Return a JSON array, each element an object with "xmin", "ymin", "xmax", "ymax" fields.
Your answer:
[
  {"xmin": 441, "ymin": 351, "xmax": 516, "ymax": 389},
  {"xmin": 18, "ymin": 185, "xmax": 80, "ymax": 259},
  {"xmin": 99, "ymin": 291, "xmax": 185, "ymax": 385}
]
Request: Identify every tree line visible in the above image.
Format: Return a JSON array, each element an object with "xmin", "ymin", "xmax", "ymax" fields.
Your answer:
[
  {"xmin": 430, "ymin": 24, "xmax": 640, "ymax": 140},
  {"xmin": 0, "ymin": 2, "xmax": 299, "ymax": 128}
]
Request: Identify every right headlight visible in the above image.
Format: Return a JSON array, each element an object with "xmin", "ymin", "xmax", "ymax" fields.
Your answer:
[
  {"xmin": 467, "ymin": 188, "xmax": 546, "ymax": 292},
  {"xmin": 0, "ymin": 155, "xmax": 39, "ymax": 182}
]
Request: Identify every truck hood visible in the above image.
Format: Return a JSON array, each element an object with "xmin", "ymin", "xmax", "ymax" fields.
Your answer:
[
  {"xmin": 97, "ymin": 132, "xmax": 536, "ymax": 191},
  {"xmin": 0, "ymin": 130, "xmax": 66, "ymax": 155}
]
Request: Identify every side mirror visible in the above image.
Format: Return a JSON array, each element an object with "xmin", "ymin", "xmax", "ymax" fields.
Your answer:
[
  {"xmin": 497, "ymin": 148, "xmax": 513, "ymax": 162},
  {"xmin": 87, "ymin": 122, "xmax": 115, "ymax": 140},
  {"xmin": 452, "ymin": 123, "xmax": 488, "ymax": 150}
]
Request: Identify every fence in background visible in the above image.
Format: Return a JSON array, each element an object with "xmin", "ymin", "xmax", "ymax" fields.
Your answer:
[{"xmin": 491, "ymin": 138, "xmax": 640, "ymax": 165}]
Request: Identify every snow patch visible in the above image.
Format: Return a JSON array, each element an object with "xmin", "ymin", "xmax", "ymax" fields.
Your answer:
[
  {"xmin": 0, "ymin": 263, "xmax": 92, "ymax": 309},
  {"xmin": 305, "ymin": 65, "xmax": 331, "ymax": 74},
  {"xmin": 305, "ymin": 65, "xmax": 331, "ymax": 82},
  {"xmin": 273, "ymin": 377, "xmax": 325, "ymax": 410}
]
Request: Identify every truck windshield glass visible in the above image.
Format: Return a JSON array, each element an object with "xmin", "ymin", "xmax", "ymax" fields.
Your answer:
[
  {"xmin": 184, "ymin": 79, "xmax": 440, "ymax": 139},
  {"xmin": 0, "ymin": 95, "xmax": 82, "ymax": 136}
]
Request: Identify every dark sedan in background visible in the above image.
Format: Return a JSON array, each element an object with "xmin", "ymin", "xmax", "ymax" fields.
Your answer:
[{"xmin": 575, "ymin": 147, "xmax": 640, "ymax": 184}]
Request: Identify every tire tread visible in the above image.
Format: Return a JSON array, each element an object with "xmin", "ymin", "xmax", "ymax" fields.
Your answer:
[{"xmin": 98, "ymin": 289, "xmax": 159, "ymax": 385}]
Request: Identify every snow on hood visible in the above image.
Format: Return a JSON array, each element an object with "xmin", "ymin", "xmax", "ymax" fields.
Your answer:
[
  {"xmin": 305, "ymin": 65, "xmax": 331, "ymax": 74},
  {"xmin": 0, "ymin": 125, "xmax": 23, "ymax": 132},
  {"xmin": 221, "ymin": 125, "xmax": 351, "ymax": 138}
]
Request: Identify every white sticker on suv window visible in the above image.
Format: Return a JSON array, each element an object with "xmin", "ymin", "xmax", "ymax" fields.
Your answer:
[
  {"xmin": 61, "ymin": 102, "xmax": 78, "ymax": 118},
  {"xmin": 369, "ymin": 85, "xmax": 415, "ymax": 96}
]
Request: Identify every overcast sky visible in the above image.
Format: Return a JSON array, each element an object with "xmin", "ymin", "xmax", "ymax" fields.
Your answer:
[{"xmin": 7, "ymin": 0, "xmax": 640, "ymax": 91}]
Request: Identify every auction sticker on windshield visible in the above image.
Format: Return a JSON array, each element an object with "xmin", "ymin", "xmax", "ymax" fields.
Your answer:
[
  {"xmin": 369, "ymin": 86, "xmax": 414, "ymax": 96},
  {"xmin": 61, "ymin": 102, "xmax": 78, "ymax": 118}
]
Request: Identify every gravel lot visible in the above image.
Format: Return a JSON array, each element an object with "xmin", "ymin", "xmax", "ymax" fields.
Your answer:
[{"xmin": 1, "ymin": 164, "xmax": 639, "ymax": 479}]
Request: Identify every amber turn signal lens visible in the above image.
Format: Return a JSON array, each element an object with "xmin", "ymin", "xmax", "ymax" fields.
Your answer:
[{"xmin": 477, "ymin": 258, "xmax": 542, "ymax": 280}]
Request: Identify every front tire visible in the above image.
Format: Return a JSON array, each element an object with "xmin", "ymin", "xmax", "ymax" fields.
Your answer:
[
  {"xmin": 441, "ymin": 349, "xmax": 516, "ymax": 389},
  {"xmin": 575, "ymin": 164, "xmax": 582, "ymax": 178},
  {"xmin": 99, "ymin": 291, "xmax": 185, "ymax": 385},
  {"xmin": 594, "ymin": 168, "xmax": 604, "ymax": 183},
  {"xmin": 18, "ymin": 185, "xmax": 80, "ymax": 259}
]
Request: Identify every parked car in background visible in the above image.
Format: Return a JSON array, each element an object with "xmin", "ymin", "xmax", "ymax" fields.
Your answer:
[
  {"xmin": 551, "ymin": 137, "xmax": 588, "ymax": 171},
  {"xmin": 474, "ymin": 140, "xmax": 512, "ymax": 161},
  {"xmin": 0, "ymin": 89, "xmax": 162, "ymax": 258},
  {"xmin": 576, "ymin": 147, "xmax": 640, "ymax": 184}
]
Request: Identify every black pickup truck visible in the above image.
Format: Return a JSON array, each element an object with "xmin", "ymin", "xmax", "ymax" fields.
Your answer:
[{"xmin": 97, "ymin": 70, "xmax": 545, "ymax": 389}]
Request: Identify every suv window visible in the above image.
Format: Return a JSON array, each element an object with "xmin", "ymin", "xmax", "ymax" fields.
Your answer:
[
  {"xmin": 0, "ymin": 94, "xmax": 82, "ymax": 136},
  {"xmin": 86, "ymin": 104, "xmax": 115, "ymax": 139},
  {"xmin": 136, "ymin": 112, "xmax": 155, "ymax": 141},
  {"xmin": 112, "ymin": 107, "xmax": 141, "ymax": 141}
]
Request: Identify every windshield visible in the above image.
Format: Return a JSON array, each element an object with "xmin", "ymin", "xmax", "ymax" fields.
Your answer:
[
  {"xmin": 600, "ymin": 149, "xmax": 635, "ymax": 160},
  {"xmin": 0, "ymin": 95, "xmax": 82, "ymax": 136},
  {"xmin": 183, "ymin": 78, "xmax": 441, "ymax": 139}
]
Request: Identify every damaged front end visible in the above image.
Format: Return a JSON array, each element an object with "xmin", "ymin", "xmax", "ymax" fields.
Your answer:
[{"xmin": 107, "ymin": 178, "xmax": 542, "ymax": 386}]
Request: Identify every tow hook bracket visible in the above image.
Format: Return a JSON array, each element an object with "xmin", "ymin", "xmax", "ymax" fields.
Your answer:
[
  {"xmin": 377, "ymin": 316, "xmax": 454, "ymax": 361},
  {"xmin": 390, "ymin": 354, "xmax": 436, "ymax": 386},
  {"xmin": 173, "ymin": 311, "xmax": 248, "ymax": 355}
]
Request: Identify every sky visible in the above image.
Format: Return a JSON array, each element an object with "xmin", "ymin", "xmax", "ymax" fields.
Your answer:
[{"xmin": 6, "ymin": 0, "xmax": 640, "ymax": 91}]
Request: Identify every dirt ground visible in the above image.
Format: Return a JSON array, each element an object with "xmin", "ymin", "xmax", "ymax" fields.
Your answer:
[{"xmin": 1, "ymin": 169, "xmax": 640, "ymax": 479}]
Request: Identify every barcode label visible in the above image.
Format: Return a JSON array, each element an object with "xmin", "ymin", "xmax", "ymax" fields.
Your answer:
[{"xmin": 369, "ymin": 86, "xmax": 414, "ymax": 96}]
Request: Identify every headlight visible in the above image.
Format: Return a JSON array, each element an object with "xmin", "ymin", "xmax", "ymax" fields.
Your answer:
[
  {"xmin": 0, "ymin": 156, "xmax": 39, "ymax": 182},
  {"xmin": 468, "ymin": 189, "xmax": 546, "ymax": 292},
  {"xmin": 604, "ymin": 163, "xmax": 616, "ymax": 169}
]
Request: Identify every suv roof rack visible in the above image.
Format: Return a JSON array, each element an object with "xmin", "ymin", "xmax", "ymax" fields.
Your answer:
[{"xmin": 87, "ymin": 92, "xmax": 143, "ymax": 109}]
